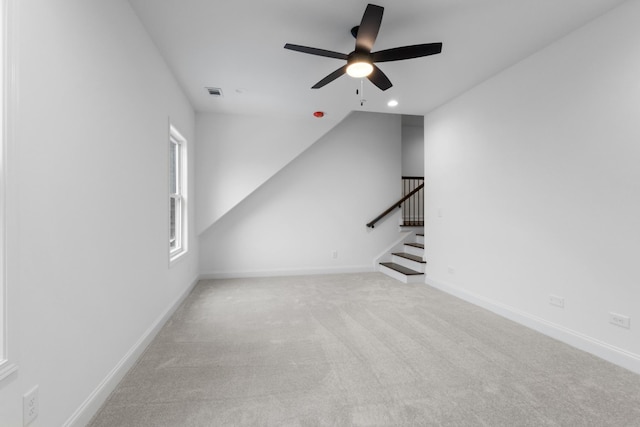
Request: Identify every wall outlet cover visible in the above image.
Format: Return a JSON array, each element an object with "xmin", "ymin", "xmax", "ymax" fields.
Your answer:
[
  {"xmin": 23, "ymin": 386, "xmax": 39, "ymax": 426},
  {"xmin": 609, "ymin": 312, "xmax": 631, "ymax": 329},
  {"xmin": 549, "ymin": 295, "xmax": 565, "ymax": 308}
]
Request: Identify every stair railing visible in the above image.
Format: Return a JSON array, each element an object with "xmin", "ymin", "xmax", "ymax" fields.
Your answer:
[
  {"xmin": 402, "ymin": 176, "xmax": 424, "ymax": 226},
  {"xmin": 366, "ymin": 179, "xmax": 424, "ymax": 228}
]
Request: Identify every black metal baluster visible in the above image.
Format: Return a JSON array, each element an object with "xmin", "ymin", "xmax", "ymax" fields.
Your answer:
[
  {"xmin": 412, "ymin": 178, "xmax": 416, "ymax": 225},
  {"xmin": 403, "ymin": 178, "xmax": 408, "ymax": 225}
]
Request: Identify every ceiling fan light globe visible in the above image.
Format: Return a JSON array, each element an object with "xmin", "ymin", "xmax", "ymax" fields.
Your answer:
[{"xmin": 346, "ymin": 61, "xmax": 373, "ymax": 78}]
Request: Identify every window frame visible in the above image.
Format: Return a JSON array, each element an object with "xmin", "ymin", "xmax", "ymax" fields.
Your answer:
[{"xmin": 169, "ymin": 124, "xmax": 187, "ymax": 263}]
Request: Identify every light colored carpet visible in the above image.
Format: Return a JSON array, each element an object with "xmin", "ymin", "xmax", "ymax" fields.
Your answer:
[{"xmin": 89, "ymin": 273, "xmax": 640, "ymax": 426}]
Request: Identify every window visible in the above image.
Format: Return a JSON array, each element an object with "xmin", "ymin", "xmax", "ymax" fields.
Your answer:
[{"xmin": 169, "ymin": 125, "xmax": 187, "ymax": 262}]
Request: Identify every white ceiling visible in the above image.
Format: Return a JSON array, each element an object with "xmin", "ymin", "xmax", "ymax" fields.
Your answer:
[{"xmin": 128, "ymin": 0, "xmax": 626, "ymax": 120}]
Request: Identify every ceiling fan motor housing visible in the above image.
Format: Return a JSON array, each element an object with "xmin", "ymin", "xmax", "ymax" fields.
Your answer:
[{"xmin": 348, "ymin": 51, "xmax": 372, "ymax": 65}]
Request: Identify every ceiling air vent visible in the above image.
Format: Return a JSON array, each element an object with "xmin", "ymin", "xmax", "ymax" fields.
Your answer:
[{"xmin": 205, "ymin": 87, "xmax": 223, "ymax": 97}]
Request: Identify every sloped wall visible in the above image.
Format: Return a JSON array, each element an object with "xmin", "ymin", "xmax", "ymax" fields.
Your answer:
[
  {"xmin": 199, "ymin": 111, "xmax": 402, "ymax": 277},
  {"xmin": 423, "ymin": 0, "xmax": 640, "ymax": 372},
  {"xmin": 195, "ymin": 112, "xmax": 342, "ymax": 235}
]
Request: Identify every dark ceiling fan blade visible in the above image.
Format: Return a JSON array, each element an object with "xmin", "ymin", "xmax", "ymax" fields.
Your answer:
[
  {"xmin": 355, "ymin": 4, "xmax": 384, "ymax": 52},
  {"xmin": 312, "ymin": 65, "xmax": 348, "ymax": 89},
  {"xmin": 372, "ymin": 43, "xmax": 443, "ymax": 63},
  {"xmin": 284, "ymin": 43, "xmax": 348, "ymax": 60},
  {"xmin": 367, "ymin": 65, "xmax": 392, "ymax": 91}
]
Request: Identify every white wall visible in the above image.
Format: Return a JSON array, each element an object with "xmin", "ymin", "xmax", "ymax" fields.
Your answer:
[
  {"xmin": 199, "ymin": 111, "xmax": 402, "ymax": 277},
  {"xmin": 402, "ymin": 122, "xmax": 424, "ymax": 177},
  {"xmin": 424, "ymin": 0, "xmax": 640, "ymax": 372},
  {"xmin": 195, "ymin": 112, "xmax": 341, "ymax": 235},
  {"xmin": 0, "ymin": 0, "xmax": 198, "ymax": 425}
]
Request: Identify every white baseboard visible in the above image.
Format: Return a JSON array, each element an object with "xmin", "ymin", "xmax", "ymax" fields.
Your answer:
[
  {"xmin": 63, "ymin": 275, "xmax": 201, "ymax": 427},
  {"xmin": 200, "ymin": 265, "xmax": 373, "ymax": 280},
  {"xmin": 426, "ymin": 277, "xmax": 640, "ymax": 375}
]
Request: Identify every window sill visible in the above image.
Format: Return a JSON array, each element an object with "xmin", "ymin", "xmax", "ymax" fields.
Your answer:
[
  {"xmin": 169, "ymin": 248, "xmax": 188, "ymax": 267},
  {"xmin": 0, "ymin": 361, "xmax": 18, "ymax": 383}
]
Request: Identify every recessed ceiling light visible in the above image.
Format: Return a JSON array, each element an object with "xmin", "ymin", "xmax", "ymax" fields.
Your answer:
[{"xmin": 387, "ymin": 100, "xmax": 399, "ymax": 107}]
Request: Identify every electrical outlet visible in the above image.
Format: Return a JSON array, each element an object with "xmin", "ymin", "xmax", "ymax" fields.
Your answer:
[
  {"xmin": 609, "ymin": 312, "xmax": 631, "ymax": 329},
  {"xmin": 332, "ymin": 250, "xmax": 338, "ymax": 259},
  {"xmin": 549, "ymin": 295, "xmax": 565, "ymax": 308},
  {"xmin": 23, "ymin": 386, "xmax": 39, "ymax": 426},
  {"xmin": 447, "ymin": 266, "xmax": 454, "ymax": 275}
]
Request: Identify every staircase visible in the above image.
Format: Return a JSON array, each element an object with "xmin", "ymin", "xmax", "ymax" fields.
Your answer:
[{"xmin": 378, "ymin": 233, "xmax": 426, "ymax": 283}]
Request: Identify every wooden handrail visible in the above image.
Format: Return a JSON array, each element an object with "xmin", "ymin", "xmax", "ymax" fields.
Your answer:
[{"xmin": 366, "ymin": 183, "xmax": 424, "ymax": 228}]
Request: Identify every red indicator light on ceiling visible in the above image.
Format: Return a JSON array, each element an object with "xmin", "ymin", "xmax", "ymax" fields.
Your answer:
[{"xmin": 313, "ymin": 111, "xmax": 325, "ymax": 118}]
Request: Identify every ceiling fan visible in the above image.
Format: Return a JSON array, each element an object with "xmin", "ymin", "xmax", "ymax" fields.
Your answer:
[{"xmin": 284, "ymin": 3, "xmax": 442, "ymax": 91}]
